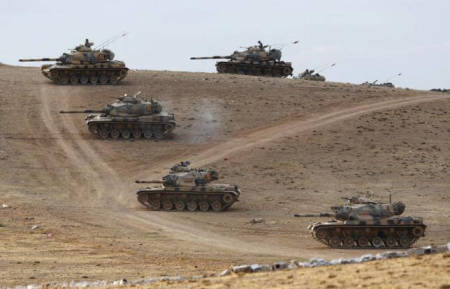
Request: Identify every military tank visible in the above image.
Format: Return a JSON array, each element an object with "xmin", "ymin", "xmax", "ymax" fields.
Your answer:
[
  {"xmin": 361, "ymin": 80, "xmax": 395, "ymax": 88},
  {"xmin": 295, "ymin": 197, "xmax": 426, "ymax": 249},
  {"xmin": 59, "ymin": 92, "xmax": 176, "ymax": 140},
  {"xmin": 190, "ymin": 41, "xmax": 293, "ymax": 77},
  {"xmin": 298, "ymin": 69, "xmax": 326, "ymax": 81},
  {"xmin": 136, "ymin": 162, "xmax": 240, "ymax": 212},
  {"xmin": 19, "ymin": 39, "xmax": 128, "ymax": 84}
]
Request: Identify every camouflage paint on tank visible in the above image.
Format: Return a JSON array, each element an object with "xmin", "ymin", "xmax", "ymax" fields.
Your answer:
[
  {"xmin": 295, "ymin": 197, "xmax": 426, "ymax": 249},
  {"xmin": 190, "ymin": 41, "xmax": 293, "ymax": 77},
  {"xmin": 136, "ymin": 163, "xmax": 240, "ymax": 212},
  {"xmin": 298, "ymin": 69, "xmax": 326, "ymax": 81},
  {"xmin": 19, "ymin": 39, "xmax": 128, "ymax": 84},
  {"xmin": 59, "ymin": 92, "xmax": 176, "ymax": 140}
]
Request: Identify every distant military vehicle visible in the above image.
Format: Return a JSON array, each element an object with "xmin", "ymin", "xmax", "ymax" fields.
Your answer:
[
  {"xmin": 361, "ymin": 80, "xmax": 395, "ymax": 88},
  {"xmin": 59, "ymin": 92, "xmax": 176, "ymax": 140},
  {"xmin": 19, "ymin": 39, "xmax": 128, "ymax": 84},
  {"xmin": 295, "ymin": 197, "xmax": 426, "ymax": 249},
  {"xmin": 298, "ymin": 69, "xmax": 325, "ymax": 81},
  {"xmin": 136, "ymin": 162, "xmax": 240, "ymax": 212},
  {"xmin": 190, "ymin": 41, "xmax": 293, "ymax": 77},
  {"xmin": 430, "ymin": 88, "xmax": 449, "ymax": 93}
]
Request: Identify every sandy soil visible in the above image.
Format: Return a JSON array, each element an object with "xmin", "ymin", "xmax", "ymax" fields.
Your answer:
[
  {"xmin": 118, "ymin": 252, "xmax": 450, "ymax": 289},
  {"xmin": 0, "ymin": 66, "xmax": 449, "ymax": 286}
]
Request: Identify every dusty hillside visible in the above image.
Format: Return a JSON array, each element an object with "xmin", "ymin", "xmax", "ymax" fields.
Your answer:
[
  {"xmin": 0, "ymin": 65, "xmax": 449, "ymax": 286},
  {"xmin": 117, "ymin": 252, "xmax": 450, "ymax": 289}
]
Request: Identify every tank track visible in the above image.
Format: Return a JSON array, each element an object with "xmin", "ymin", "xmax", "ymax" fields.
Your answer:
[
  {"xmin": 215, "ymin": 61, "xmax": 293, "ymax": 77},
  {"xmin": 87, "ymin": 121, "xmax": 175, "ymax": 140},
  {"xmin": 311, "ymin": 224, "xmax": 426, "ymax": 249},
  {"xmin": 136, "ymin": 190, "xmax": 239, "ymax": 212},
  {"xmin": 43, "ymin": 68, "xmax": 128, "ymax": 85}
]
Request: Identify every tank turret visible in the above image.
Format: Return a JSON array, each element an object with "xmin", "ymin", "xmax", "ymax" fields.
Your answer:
[
  {"xmin": 19, "ymin": 39, "xmax": 128, "ymax": 84},
  {"xmin": 136, "ymin": 162, "xmax": 240, "ymax": 212},
  {"xmin": 295, "ymin": 197, "xmax": 426, "ymax": 249},
  {"xmin": 298, "ymin": 69, "xmax": 326, "ymax": 81},
  {"xmin": 59, "ymin": 92, "xmax": 176, "ymax": 140},
  {"xmin": 190, "ymin": 41, "xmax": 293, "ymax": 77}
]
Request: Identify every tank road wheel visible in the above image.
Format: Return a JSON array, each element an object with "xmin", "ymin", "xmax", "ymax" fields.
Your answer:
[
  {"xmin": 80, "ymin": 74, "xmax": 89, "ymax": 85},
  {"xmin": 162, "ymin": 200, "xmax": 173, "ymax": 211},
  {"xmin": 88, "ymin": 123, "xmax": 98, "ymax": 135},
  {"xmin": 329, "ymin": 236, "xmax": 342, "ymax": 248},
  {"xmin": 98, "ymin": 125, "xmax": 110, "ymax": 139},
  {"xmin": 110, "ymin": 128, "xmax": 121, "ymax": 139},
  {"xmin": 222, "ymin": 193, "xmax": 234, "ymax": 204},
  {"xmin": 110, "ymin": 72, "xmax": 120, "ymax": 84},
  {"xmin": 385, "ymin": 236, "xmax": 397, "ymax": 248},
  {"xmin": 99, "ymin": 73, "xmax": 109, "ymax": 84},
  {"xmin": 120, "ymin": 128, "xmax": 131, "ymax": 139},
  {"xmin": 186, "ymin": 201, "xmax": 198, "ymax": 212},
  {"xmin": 216, "ymin": 63, "xmax": 227, "ymax": 73},
  {"xmin": 58, "ymin": 73, "xmax": 70, "ymax": 84},
  {"xmin": 70, "ymin": 74, "xmax": 79, "ymax": 84},
  {"xmin": 210, "ymin": 200, "xmax": 222, "ymax": 212},
  {"xmin": 148, "ymin": 199, "xmax": 161, "ymax": 210},
  {"xmin": 174, "ymin": 200, "xmax": 186, "ymax": 211},
  {"xmin": 342, "ymin": 236, "xmax": 355, "ymax": 248},
  {"xmin": 282, "ymin": 67, "xmax": 293, "ymax": 77},
  {"xmin": 143, "ymin": 129, "xmax": 153, "ymax": 140},
  {"xmin": 315, "ymin": 229, "xmax": 328, "ymax": 241},
  {"xmin": 198, "ymin": 201, "xmax": 210, "ymax": 212},
  {"xmin": 412, "ymin": 226, "xmax": 424, "ymax": 237},
  {"xmin": 89, "ymin": 73, "xmax": 99, "ymax": 84},
  {"xmin": 399, "ymin": 236, "xmax": 412, "ymax": 248},
  {"xmin": 152, "ymin": 125, "xmax": 165, "ymax": 139},
  {"xmin": 132, "ymin": 127, "xmax": 142, "ymax": 139},
  {"xmin": 371, "ymin": 236, "xmax": 384, "ymax": 248},
  {"xmin": 357, "ymin": 236, "xmax": 370, "ymax": 248},
  {"xmin": 263, "ymin": 69, "xmax": 272, "ymax": 77}
]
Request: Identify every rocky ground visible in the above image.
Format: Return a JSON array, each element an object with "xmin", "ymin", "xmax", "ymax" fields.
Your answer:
[{"xmin": 0, "ymin": 65, "xmax": 449, "ymax": 286}]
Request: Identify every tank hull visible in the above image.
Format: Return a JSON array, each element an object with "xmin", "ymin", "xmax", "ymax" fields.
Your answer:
[
  {"xmin": 299, "ymin": 74, "xmax": 326, "ymax": 81},
  {"xmin": 41, "ymin": 61, "xmax": 128, "ymax": 85},
  {"xmin": 215, "ymin": 61, "xmax": 293, "ymax": 77},
  {"xmin": 85, "ymin": 114, "xmax": 176, "ymax": 140},
  {"xmin": 136, "ymin": 185, "xmax": 240, "ymax": 212},
  {"xmin": 309, "ymin": 220, "xmax": 426, "ymax": 249}
]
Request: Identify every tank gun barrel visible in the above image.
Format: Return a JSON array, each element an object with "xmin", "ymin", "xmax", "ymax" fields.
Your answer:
[
  {"xmin": 59, "ymin": 110, "xmax": 105, "ymax": 114},
  {"xmin": 135, "ymin": 180, "xmax": 164, "ymax": 184},
  {"xmin": 294, "ymin": 213, "xmax": 334, "ymax": 218},
  {"xmin": 19, "ymin": 58, "xmax": 61, "ymax": 62},
  {"xmin": 190, "ymin": 56, "xmax": 232, "ymax": 60}
]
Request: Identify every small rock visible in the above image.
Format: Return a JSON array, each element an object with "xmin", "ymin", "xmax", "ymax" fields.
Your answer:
[
  {"xmin": 218, "ymin": 269, "xmax": 231, "ymax": 277},
  {"xmin": 231, "ymin": 264, "xmax": 252, "ymax": 273},
  {"xmin": 309, "ymin": 258, "xmax": 330, "ymax": 267},
  {"xmin": 272, "ymin": 261, "xmax": 289, "ymax": 270},
  {"xmin": 357, "ymin": 254, "xmax": 376, "ymax": 262},
  {"xmin": 1, "ymin": 203, "xmax": 9, "ymax": 209},
  {"xmin": 250, "ymin": 217, "xmax": 264, "ymax": 224},
  {"xmin": 248, "ymin": 264, "xmax": 271, "ymax": 273},
  {"xmin": 31, "ymin": 225, "xmax": 39, "ymax": 230}
]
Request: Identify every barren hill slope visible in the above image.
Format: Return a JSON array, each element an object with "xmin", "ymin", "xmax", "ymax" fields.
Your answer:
[{"xmin": 0, "ymin": 65, "xmax": 448, "ymax": 286}]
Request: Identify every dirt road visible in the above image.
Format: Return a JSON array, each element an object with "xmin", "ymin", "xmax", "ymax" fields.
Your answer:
[{"xmin": 1, "ymin": 66, "xmax": 449, "ymax": 285}]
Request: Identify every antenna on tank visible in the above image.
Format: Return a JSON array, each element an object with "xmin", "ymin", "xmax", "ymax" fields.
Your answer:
[
  {"xmin": 133, "ymin": 91, "xmax": 142, "ymax": 98},
  {"xmin": 383, "ymin": 72, "xmax": 402, "ymax": 83},
  {"xmin": 270, "ymin": 40, "xmax": 300, "ymax": 50},
  {"xmin": 317, "ymin": 62, "xmax": 336, "ymax": 74},
  {"xmin": 96, "ymin": 32, "xmax": 129, "ymax": 49}
]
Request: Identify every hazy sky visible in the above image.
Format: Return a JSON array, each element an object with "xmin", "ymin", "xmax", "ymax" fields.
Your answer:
[{"xmin": 2, "ymin": 0, "xmax": 449, "ymax": 89}]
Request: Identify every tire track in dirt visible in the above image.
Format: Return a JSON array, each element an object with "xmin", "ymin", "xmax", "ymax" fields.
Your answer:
[
  {"xmin": 121, "ymin": 94, "xmax": 450, "ymax": 257},
  {"xmin": 41, "ymin": 90, "xmax": 449, "ymax": 257}
]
